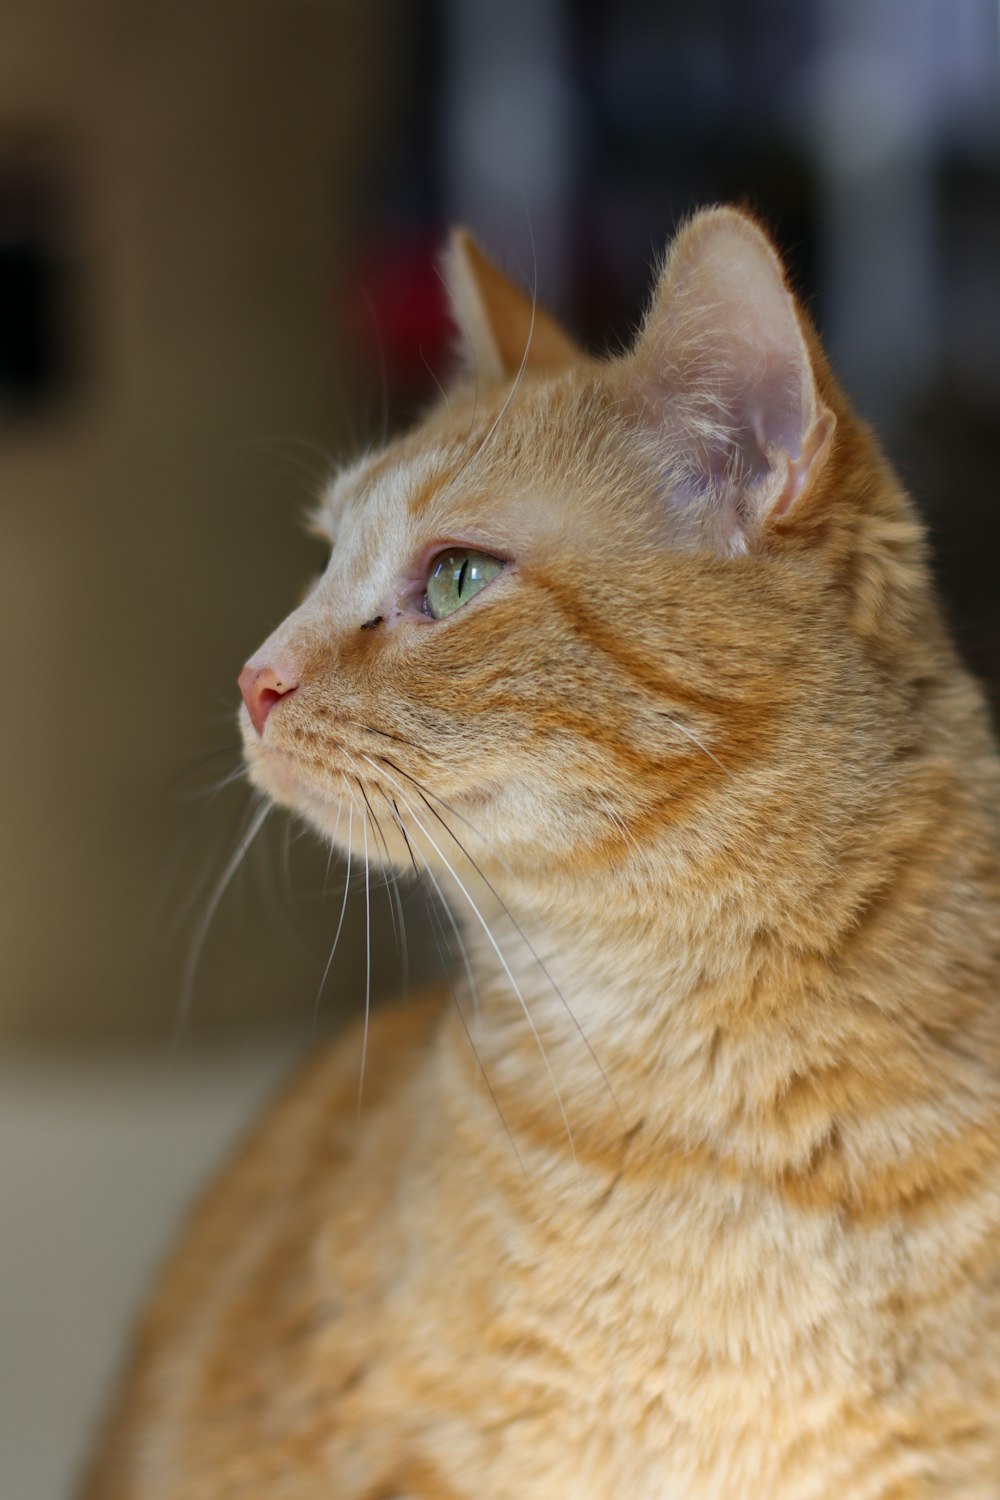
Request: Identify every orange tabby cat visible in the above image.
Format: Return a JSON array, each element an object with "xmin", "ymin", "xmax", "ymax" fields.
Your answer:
[{"xmin": 85, "ymin": 208, "xmax": 1000, "ymax": 1498}]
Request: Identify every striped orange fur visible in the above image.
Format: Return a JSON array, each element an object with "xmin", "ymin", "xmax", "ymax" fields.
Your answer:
[{"xmin": 84, "ymin": 209, "xmax": 1000, "ymax": 1498}]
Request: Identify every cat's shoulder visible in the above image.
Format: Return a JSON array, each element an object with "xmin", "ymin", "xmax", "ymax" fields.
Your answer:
[
  {"xmin": 204, "ymin": 987, "xmax": 446, "ymax": 1208},
  {"xmin": 140, "ymin": 989, "xmax": 448, "ymax": 1335}
]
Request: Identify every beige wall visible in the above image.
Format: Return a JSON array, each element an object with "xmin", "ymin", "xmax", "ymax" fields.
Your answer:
[{"xmin": 0, "ymin": 0, "xmax": 408, "ymax": 1042}]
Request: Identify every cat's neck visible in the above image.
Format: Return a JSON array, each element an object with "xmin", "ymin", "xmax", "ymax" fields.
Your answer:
[{"xmin": 439, "ymin": 758, "xmax": 1000, "ymax": 1194}]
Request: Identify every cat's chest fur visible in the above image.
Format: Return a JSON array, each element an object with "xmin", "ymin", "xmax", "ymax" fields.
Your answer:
[{"xmin": 121, "ymin": 995, "xmax": 1000, "ymax": 1500}]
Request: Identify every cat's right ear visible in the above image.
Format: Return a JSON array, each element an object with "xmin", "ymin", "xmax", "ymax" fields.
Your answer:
[
  {"xmin": 622, "ymin": 207, "xmax": 837, "ymax": 552},
  {"xmin": 443, "ymin": 229, "xmax": 581, "ymax": 382}
]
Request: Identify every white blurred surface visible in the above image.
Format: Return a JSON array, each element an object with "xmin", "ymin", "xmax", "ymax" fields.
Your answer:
[{"xmin": 0, "ymin": 1039, "xmax": 302, "ymax": 1500}]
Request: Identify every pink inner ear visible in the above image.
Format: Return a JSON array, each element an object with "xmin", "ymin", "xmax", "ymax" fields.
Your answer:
[
  {"xmin": 629, "ymin": 211, "xmax": 833, "ymax": 539},
  {"xmin": 769, "ymin": 407, "xmax": 837, "ymax": 519}
]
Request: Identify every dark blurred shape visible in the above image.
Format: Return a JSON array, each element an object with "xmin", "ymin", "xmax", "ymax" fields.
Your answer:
[{"xmin": 0, "ymin": 154, "xmax": 75, "ymax": 413}]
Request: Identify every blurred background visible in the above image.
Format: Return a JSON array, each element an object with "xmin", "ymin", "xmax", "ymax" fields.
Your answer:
[{"xmin": 1, "ymin": 1, "xmax": 998, "ymax": 1495}]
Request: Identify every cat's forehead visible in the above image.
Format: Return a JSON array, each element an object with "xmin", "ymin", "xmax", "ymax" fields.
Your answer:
[
  {"xmin": 315, "ymin": 439, "xmax": 486, "ymax": 566},
  {"xmin": 316, "ymin": 449, "xmax": 424, "ymax": 537},
  {"xmin": 310, "ymin": 451, "xmax": 432, "ymax": 606},
  {"xmin": 313, "ymin": 399, "xmax": 491, "ymax": 538},
  {"xmin": 315, "ymin": 376, "xmax": 608, "ymax": 543}
]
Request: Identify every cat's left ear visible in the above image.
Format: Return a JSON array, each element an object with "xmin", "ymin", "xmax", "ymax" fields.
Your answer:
[
  {"xmin": 625, "ymin": 207, "xmax": 836, "ymax": 549},
  {"xmin": 444, "ymin": 229, "xmax": 582, "ymax": 382}
]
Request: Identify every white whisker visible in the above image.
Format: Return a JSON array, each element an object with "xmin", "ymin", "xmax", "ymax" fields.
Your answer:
[
  {"xmin": 177, "ymin": 764, "xmax": 248, "ymax": 804},
  {"xmin": 356, "ymin": 799, "xmax": 372, "ymax": 1123},
  {"xmin": 407, "ymin": 832, "xmax": 530, "ymax": 1184},
  {"xmin": 386, "ymin": 795, "xmax": 480, "ymax": 1028},
  {"xmin": 280, "ymin": 814, "xmax": 294, "ymax": 906},
  {"xmin": 391, "ymin": 786, "xmax": 577, "ymax": 1172},
  {"xmin": 465, "ymin": 289, "xmax": 535, "ymax": 475},
  {"xmin": 601, "ymin": 800, "xmax": 657, "ymax": 883},
  {"xmin": 343, "ymin": 753, "xmax": 410, "ymax": 996},
  {"xmin": 659, "ymin": 711, "xmax": 732, "ymax": 776},
  {"xmin": 367, "ymin": 749, "xmax": 516, "ymax": 879},
  {"xmin": 313, "ymin": 796, "xmax": 353, "ymax": 1035},
  {"xmin": 365, "ymin": 783, "xmax": 410, "ymax": 1000},
  {"xmin": 364, "ymin": 753, "xmax": 620, "ymax": 1120},
  {"xmin": 322, "ymin": 796, "xmax": 344, "ymax": 897},
  {"xmin": 388, "ymin": 861, "xmax": 409, "ymax": 998},
  {"xmin": 176, "ymin": 798, "xmax": 270, "ymax": 1035}
]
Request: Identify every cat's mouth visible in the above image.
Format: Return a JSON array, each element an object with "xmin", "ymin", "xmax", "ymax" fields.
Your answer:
[
  {"xmin": 246, "ymin": 731, "xmax": 500, "ymax": 860},
  {"xmin": 247, "ymin": 739, "xmax": 475, "ymax": 871}
]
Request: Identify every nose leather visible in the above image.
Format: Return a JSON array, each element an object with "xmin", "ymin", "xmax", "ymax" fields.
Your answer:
[{"xmin": 238, "ymin": 662, "xmax": 299, "ymax": 736}]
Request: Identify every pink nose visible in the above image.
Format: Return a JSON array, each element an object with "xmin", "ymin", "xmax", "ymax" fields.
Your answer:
[{"xmin": 238, "ymin": 662, "xmax": 299, "ymax": 736}]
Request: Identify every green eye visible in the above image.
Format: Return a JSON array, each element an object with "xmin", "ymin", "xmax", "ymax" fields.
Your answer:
[{"xmin": 425, "ymin": 549, "xmax": 504, "ymax": 620}]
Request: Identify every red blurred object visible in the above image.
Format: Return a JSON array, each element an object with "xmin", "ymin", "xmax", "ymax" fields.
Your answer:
[{"xmin": 342, "ymin": 229, "xmax": 452, "ymax": 393}]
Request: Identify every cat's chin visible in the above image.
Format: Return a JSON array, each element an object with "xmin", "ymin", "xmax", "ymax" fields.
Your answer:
[
  {"xmin": 243, "ymin": 745, "xmax": 339, "ymax": 824},
  {"xmin": 243, "ymin": 747, "xmax": 412, "ymax": 864}
]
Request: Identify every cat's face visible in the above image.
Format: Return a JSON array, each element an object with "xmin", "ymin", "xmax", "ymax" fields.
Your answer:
[{"xmin": 240, "ymin": 211, "xmax": 917, "ymax": 921}]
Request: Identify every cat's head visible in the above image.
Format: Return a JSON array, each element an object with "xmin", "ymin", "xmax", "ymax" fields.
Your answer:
[{"xmin": 239, "ymin": 208, "xmax": 930, "ymax": 937}]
